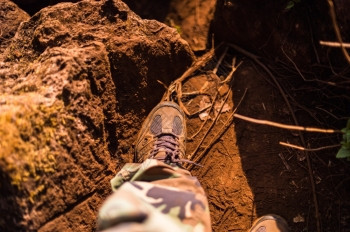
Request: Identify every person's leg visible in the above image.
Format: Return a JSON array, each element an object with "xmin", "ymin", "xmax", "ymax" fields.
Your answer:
[
  {"xmin": 97, "ymin": 101, "xmax": 211, "ymax": 232},
  {"xmin": 97, "ymin": 101, "xmax": 290, "ymax": 232}
]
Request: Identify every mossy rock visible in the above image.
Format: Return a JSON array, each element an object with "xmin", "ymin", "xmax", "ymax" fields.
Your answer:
[{"xmin": 0, "ymin": 94, "xmax": 65, "ymax": 189}]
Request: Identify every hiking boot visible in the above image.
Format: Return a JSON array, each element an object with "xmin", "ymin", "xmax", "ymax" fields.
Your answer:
[
  {"xmin": 249, "ymin": 214, "xmax": 289, "ymax": 232},
  {"xmin": 134, "ymin": 101, "xmax": 187, "ymax": 165}
]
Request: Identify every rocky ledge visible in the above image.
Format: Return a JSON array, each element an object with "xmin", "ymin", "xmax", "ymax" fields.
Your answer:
[{"xmin": 0, "ymin": 0, "xmax": 194, "ymax": 231}]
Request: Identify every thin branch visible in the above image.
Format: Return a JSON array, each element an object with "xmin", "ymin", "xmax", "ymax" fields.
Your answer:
[
  {"xmin": 320, "ymin": 40, "xmax": 350, "ymax": 48},
  {"xmin": 189, "ymin": 88, "xmax": 248, "ymax": 170},
  {"xmin": 213, "ymin": 46, "xmax": 228, "ymax": 74},
  {"xmin": 166, "ymin": 46, "xmax": 220, "ymax": 114},
  {"xmin": 188, "ymin": 70, "xmax": 234, "ymax": 160},
  {"xmin": 220, "ymin": 60, "xmax": 243, "ymax": 84},
  {"xmin": 279, "ymin": 142, "xmax": 341, "ymax": 151},
  {"xmin": 327, "ymin": 0, "xmax": 350, "ymax": 64},
  {"xmin": 307, "ymin": 11, "xmax": 320, "ymax": 63},
  {"xmin": 188, "ymin": 104, "xmax": 212, "ymax": 117},
  {"xmin": 281, "ymin": 46, "xmax": 337, "ymax": 86},
  {"xmin": 182, "ymin": 91, "xmax": 211, "ymax": 97},
  {"xmin": 189, "ymin": 91, "xmax": 218, "ymax": 140},
  {"xmin": 177, "ymin": 47, "xmax": 216, "ymax": 83},
  {"xmin": 157, "ymin": 80, "xmax": 168, "ymax": 90},
  {"xmin": 234, "ymin": 113, "xmax": 341, "ymax": 133},
  {"xmin": 189, "ymin": 57, "xmax": 240, "ymax": 140}
]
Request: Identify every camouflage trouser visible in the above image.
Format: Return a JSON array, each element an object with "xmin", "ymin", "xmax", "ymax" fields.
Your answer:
[{"xmin": 98, "ymin": 159, "xmax": 212, "ymax": 232}]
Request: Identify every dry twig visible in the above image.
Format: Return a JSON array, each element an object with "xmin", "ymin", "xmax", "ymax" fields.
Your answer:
[
  {"xmin": 165, "ymin": 46, "xmax": 218, "ymax": 114},
  {"xmin": 213, "ymin": 46, "xmax": 228, "ymax": 74},
  {"xmin": 327, "ymin": 0, "xmax": 350, "ymax": 64},
  {"xmin": 320, "ymin": 40, "xmax": 350, "ymax": 48},
  {"xmin": 188, "ymin": 66, "xmax": 235, "ymax": 160},
  {"xmin": 188, "ymin": 104, "xmax": 212, "ymax": 117},
  {"xmin": 281, "ymin": 46, "xmax": 337, "ymax": 86},
  {"xmin": 278, "ymin": 153, "xmax": 291, "ymax": 171},
  {"xmin": 189, "ymin": 88, "xmax": 248, "ymax": 170},
  {"xmin": 190, "ymin": 57, "xmax": 241, "ymax": 139},
  {"xmin": 189, "ymin": 91, "xmax": 218, "ymax": 140},
  {"xmin": 279, "ymin": 142, "xmax": 341, "ymax": 152},
  {"xmin": 234, "ymin": 113, "xmax": 341, "ymax": 134}
]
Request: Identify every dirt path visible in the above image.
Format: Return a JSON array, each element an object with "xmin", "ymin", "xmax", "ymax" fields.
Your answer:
[{"xmin": 177, "ymin": 50, "xmax": 349, "ymax": 231}]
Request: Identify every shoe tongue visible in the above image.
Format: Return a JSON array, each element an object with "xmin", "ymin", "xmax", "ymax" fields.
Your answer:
[
  {"xmin": 153, "ymin": 150, "xmax": 167, "ymax": 160},
  {"xmin": 159, "ymin": 134, "xmax": 175, "ymax": 140},
  {"xmin": 152, "ymin": 134, "xmax": 176, "ymax": 160}
]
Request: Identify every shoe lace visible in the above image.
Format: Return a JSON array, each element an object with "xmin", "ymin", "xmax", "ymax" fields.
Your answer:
[{"xmin": 149, "ymin": 134, "xmax": 202, "ymax": 166}]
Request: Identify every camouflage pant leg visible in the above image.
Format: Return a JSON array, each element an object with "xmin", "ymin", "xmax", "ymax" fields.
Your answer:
[{"xmin": 98, "ymin": 159, "xmax": 211, "ymax": 232}]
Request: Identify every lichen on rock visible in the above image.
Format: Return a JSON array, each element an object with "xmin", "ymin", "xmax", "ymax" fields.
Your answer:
[{"xmin": 0, "ymin": 94, "xmax": 60, "ymax": 188}]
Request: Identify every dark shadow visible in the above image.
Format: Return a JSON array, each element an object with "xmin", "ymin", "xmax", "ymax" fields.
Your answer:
[
  {"xmin": 231, "ymin": 60, "xmax": 309, "ymax": 230},
  {"xmin": 107, "ymin": 39, "xmax": 192, "ymax": 116},
  {"xmin": 122, "ymin": 0, "xmax": 171, "ymax": 21},
  {"xmin": 12, "ymin": 0, "xmax": 80, "ymax": 16},
  {"xmin": 231, "ymin": 56, "xmax": 350, "ymax": 231},
  {"xmin": 206, "ymin": 0, "xmax": 350, "ymax": 230},
  {"xmin": 0, "ymin": 169, "xmax": 26, "ymax": 232}
]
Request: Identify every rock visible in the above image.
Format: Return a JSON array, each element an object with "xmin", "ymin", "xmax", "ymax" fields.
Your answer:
[
  {"xmin": 0, "ymin": 0, "xmax": 194, "ymax": 231},
  {"xmin": 166, "ymin": 0, "xmax": 216, "ymax": 51},
  {"xmin": 0, "ymin": 0, "xmax": 30, "ymax": 54},
  {"xmin": 124, "ymin": 0, "xmax": 217, "ymax": 51}
]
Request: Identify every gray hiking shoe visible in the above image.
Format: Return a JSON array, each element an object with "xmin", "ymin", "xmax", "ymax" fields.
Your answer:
[
  {"xmin": 249, "ymin": 214, "xmax": 289, "ymax": 232},
  {"xmin": 134, "ymin": 101, "xmax": 187, "ymax": 165}
]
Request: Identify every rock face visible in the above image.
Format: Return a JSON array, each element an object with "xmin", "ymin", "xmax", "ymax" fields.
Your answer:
[
  {"xmin": 0, "ymin": 0, "xmax": 29, "ymax": 53},
  {"xmin": 0, "ymin": 0, "xmax": 194, "ymax": 231},
  {"xmin": 166, "ymin": 0, "xmax": 216, "ymax": 51},
  {"xmin": 124, "ymin": 0, "xmax": 217, "ymax": 51}
]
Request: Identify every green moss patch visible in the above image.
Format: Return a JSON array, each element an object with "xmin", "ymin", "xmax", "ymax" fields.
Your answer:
[{"xmin": 0, "ymin": 93, "xmax": 65, "ymax": 191}]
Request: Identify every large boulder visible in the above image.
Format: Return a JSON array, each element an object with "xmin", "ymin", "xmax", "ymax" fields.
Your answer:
[
  {"xmin": 0, "ymin": 0, "xmax": 29, "ymax": 53},
  {"xmin": 0, "ymin": 0, "xmax": 194, "ymax": 231}
]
